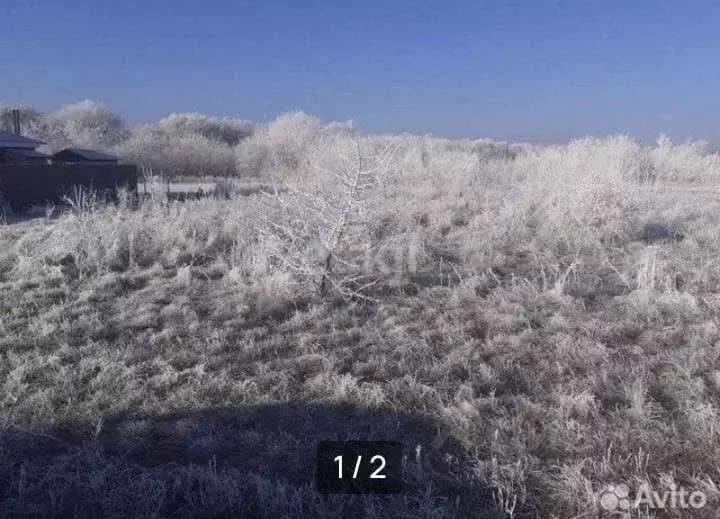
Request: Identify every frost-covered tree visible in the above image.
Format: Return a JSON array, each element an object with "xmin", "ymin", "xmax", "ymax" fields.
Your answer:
[
  {"xmin": 34, "ymin": 100, "xmax": 130, "ymax": 150},
  {"xmin": 158, "ymin": 113, "xmax": 253, "ymax": 146}
]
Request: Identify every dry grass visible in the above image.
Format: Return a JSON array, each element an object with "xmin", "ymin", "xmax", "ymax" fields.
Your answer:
[{"xmin": 2, "ymin": 133, "xmax": 720, "ymax": 517}]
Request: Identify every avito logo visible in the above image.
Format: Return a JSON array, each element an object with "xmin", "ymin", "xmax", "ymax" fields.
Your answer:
[{"xmin": 598, "ymin": 482, "xmax": 707, "ymax": 514}]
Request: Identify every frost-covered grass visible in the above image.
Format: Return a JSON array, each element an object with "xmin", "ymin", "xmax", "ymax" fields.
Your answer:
[{"xmin": 2, "ymin": 131, "xmax": 720, "ymax": 517}]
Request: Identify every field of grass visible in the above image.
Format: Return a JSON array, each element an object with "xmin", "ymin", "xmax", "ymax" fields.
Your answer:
[{"xmin": 2, "ymin": 133, "xmax": 720, "ymax": 517}]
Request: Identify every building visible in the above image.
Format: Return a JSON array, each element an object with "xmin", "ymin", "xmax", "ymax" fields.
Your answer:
[
  {"xmin": 0, "ymin": 131, "xmax": 51, "ymax": 164},
  {"xmin": 0, "ymin": 135, "xmax": 136, "ymax": 211},
  {"xmin": 52, "ymin": 148, "xmax": 120, "ymax": 165}
]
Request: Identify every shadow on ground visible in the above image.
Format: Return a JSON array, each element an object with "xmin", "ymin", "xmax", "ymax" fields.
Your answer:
[{"xmin": 0, "ymin": 404, "xmax": 509, "ymax": 518}]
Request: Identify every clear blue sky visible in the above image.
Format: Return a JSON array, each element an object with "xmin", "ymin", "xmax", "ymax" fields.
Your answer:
[{"xmin": 2, "ymin": 0, "xmax": 719, "ymax": 142}]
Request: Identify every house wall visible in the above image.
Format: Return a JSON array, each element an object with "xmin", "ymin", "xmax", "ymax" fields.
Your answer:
[
  {"xmin": 0, "ymin": 164, "xmax": 137, "ymax": 209},
  {"xmin": 18, "ymin": 157, "xmax": 50, "ymax": 165}
]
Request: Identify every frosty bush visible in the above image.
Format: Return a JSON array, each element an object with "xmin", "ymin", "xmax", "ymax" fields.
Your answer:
[
  {"xmin": 115, "ymin": 112, "xmax": 252, "ymax": 177},
  {"xmin": 119, "ymin": 125, "xmax": 237, "ymax": 178},
  {"xmin": 236, "ymin": 112, "xmax": 337, "ymax": 178},
  {"xmin": 651, "ymin": 134, "xmax": 720, "ymax": 182}
]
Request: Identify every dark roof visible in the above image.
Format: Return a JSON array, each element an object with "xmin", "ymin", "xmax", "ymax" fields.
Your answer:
[
  {"xmin": 0, "ymin": 131, "xmax": 46, "ymax": 149},
  {"xmin": 55, "ymin": 148, "xmax": 120, "ymax": 161},
  {"xmin": 0, "ymin": 148, "xmax": 51, "ymax": 159},
  {"xmin": 11, "ymin": 149, "xmax": 51, "ymax": 159}
]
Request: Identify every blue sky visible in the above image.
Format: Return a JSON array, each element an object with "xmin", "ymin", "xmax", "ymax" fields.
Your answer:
[{"xmin": 2, "ymin": 0, "xmax": 719, "ymax": 142}]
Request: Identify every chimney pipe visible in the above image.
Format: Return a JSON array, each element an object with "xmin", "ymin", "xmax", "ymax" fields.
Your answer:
[{"xmin": 11, "ymin": 108, "xmax": 21, "ymax": 135}]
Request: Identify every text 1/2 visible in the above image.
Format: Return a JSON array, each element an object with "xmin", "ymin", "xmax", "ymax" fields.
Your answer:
[
  {"xmin": 334, "ymin": 455, "xmax": 386, "ymax": 479},
  {"xmin": 316, "ymin": 441, "xmax": 402, "ymax": 494}
]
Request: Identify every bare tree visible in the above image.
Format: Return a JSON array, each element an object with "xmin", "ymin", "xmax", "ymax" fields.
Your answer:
[
  {"xmin": 253, "ymin": 134, "xmax": 398, "ymax": 300},
  {"xmin": 0, "ymin": 104, "xmax": 42, "ymax": 134}
]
